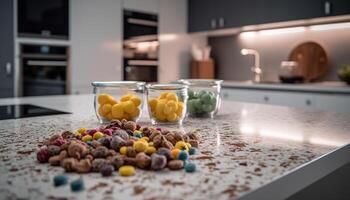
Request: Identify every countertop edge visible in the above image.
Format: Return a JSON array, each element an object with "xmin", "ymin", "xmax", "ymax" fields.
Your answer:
[
  {"xmin": 222, "ymin": 82, "xmax": 350, "ymax": 94},
  {"xmin": 237, "ymin": 144, "xmax": 350, "ymax": 200}
]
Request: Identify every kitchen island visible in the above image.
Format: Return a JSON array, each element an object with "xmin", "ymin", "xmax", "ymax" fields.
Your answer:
[{"xmin": 0, "ymin": 94, "xmax": 350, "ymax": 200}]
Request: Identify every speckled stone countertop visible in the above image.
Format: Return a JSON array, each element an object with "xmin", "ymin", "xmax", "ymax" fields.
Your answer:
[{"xmin": 1, "ymin": 94, "xmax": 350, "ymax": 200}]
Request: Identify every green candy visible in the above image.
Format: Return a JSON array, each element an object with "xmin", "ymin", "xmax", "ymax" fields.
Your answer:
[
  {"xmin": 200, "ymin": 93, "xmax": 212, "ymax": 104},
  {"xmin": 188, "ymin": 90, "xmax": 195, "ymax": 99},
  {"xmin": 202, "ymin": 104, "xmax": 214, "ymax": 113},
  {"xmin": 188, "ymin": 99, "xmax": 197, "ymax": 113}
]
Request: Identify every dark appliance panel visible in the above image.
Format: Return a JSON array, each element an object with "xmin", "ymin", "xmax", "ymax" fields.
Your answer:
[
  {"xmin": 20, "ymin": 44, "xmax": 69, "ymax": 96},
  {"xmin": 18, "ymin": 0, "xmax": 69, "ymax": 39}
]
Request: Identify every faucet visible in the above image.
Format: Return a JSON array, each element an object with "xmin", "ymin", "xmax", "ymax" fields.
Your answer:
[{"xmin": 241, "ymin": 48, "xmax": 262, "ymax": 82}]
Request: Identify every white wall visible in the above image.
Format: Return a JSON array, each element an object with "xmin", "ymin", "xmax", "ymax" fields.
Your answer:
[
  {"xmin": 71, "ymin": 0, "xmax": 123, "ymax": 94},
  {"xmin": 158, "ymin": 0, "xmax": 207, "ymax": 83},
  {"xmin": 122, "ymin": 0, "xmax": 160, "ymax": 14}
]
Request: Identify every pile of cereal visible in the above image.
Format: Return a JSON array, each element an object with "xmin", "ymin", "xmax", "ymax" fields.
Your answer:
[{"xmin": 37, "ymin": 119, "xmax": 199, "ymax": 176}]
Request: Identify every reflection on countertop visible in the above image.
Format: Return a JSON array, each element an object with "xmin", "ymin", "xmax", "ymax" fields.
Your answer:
[{"xmin": 0, "ymin": 94, "xmax": 350, "ymax": 199}]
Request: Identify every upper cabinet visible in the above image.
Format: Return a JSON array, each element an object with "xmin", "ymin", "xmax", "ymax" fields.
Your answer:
[{"xmin": 188, "ymin": 0, "xmax": 350, "ymax": 32}]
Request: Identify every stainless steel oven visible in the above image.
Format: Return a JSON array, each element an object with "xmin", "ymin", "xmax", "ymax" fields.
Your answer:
[
  {"xmin": 123, "ymin": 10, "xmax": 158, "ymax": 82},
  {"xmin": 19, "ymin": 44, "xmax": 69, "ymax": 96}
]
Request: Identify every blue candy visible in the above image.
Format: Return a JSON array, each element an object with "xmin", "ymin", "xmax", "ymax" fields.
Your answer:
[
  {"xmin": 53, "ymin": 175, "xmax": 68, "ymax": 187},
  {"xmin": 70, "ymin": 178, "xmax": 85, "ymax": 192},
  {"xmin": 188, "ymin": 147, "xmax": 197, "ymax": 155},
  {"xmin": 185, "ymin": 162, "xmax": 196, "ymax": 173},
  {"xmin": 177, "ymin": 150, "xmax": 189, "ymax": 161}
]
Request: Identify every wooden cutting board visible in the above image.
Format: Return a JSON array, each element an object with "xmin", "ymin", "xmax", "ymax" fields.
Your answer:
[{"xmin": 288, "ymin": 41, "xmax": 328, "ymax": 82}]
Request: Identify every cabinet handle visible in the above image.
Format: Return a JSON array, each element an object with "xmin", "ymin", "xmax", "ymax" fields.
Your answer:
[
  {"xmin": 264, "ymin": 96, "xmax": 269, "ymax": 102},
  {"xmin": 219, "ymin": 17, "xmax": 225, "ymax": 27},
  {"xmin": 6, "ymin": 62, "xmax": 11, "ymax": 76},
  {"xmin": 324, "ymin": 1, "xmax": 331, "ymax": 15},
  {"xmin": 211, "ymin": 18, "xmax": 217, "ymax": 29},
  {"xmin": 306, "ymin": 99, "xmax": 312, "ymax": 106}
]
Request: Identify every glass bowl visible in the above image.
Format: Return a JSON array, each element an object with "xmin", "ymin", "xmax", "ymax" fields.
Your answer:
[
  {"xmin": 178, "ymin": 79, "xmax": 223, "ymax": 118},
  {"xmin": 146, "ymin": 84, "xmax": 188, "ymax": 125},
  {"xmin": 91, "ymin": 81, "xmax": 145, "ymax": 123}
]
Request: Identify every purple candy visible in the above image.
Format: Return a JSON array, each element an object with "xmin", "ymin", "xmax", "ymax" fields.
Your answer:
[
  {"xmin": 103, "ymin": 129, "xmax": 112, "ymax": 136},
  {"xmin": 52, "ymin": 137, "xmax": 65, "ymax": 146},
  {"xmin": 87, "ymin": 129, "xmax": 97, "ymax": 136}
]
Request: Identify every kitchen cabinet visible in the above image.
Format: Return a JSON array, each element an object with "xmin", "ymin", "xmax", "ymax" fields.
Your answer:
[
  {"xmin": 0, "ymin": 0, "xmax": 14, "ymax": 97},
  {"xmin": 188, "ymin": 0, "xmax": 350, "ymax": 33},
  {"xmin": 222, "ymin": 88, "xmax": 350, "ymax": 113}
]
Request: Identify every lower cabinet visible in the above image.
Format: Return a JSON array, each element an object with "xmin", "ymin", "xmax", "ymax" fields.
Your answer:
[{"xmin": 222, "ymin": 88, "xmax": 350, "ymax": 113}]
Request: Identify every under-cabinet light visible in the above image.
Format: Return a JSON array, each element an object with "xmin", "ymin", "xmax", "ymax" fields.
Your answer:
[
  {"xmin": 259, "ymin": 27, "xmax": 306, "ymax": 35},
  {"xmin": 309, "ymin": 22, "xmax": 350, "ymax": 31}
]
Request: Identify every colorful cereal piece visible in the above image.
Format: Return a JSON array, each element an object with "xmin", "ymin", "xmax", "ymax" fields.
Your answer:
[
  {"xmin": 184, "ymin": 162, "xmax": 196, "ymax": 173},
  {"xmin": 93, "ymin": 131, "xmax": 104, "ymax": 140},
  {"xmin": 119, "ymin": 165, "xmax": 135, "ymax": 176},
  {"xmin": 53, "ymin": 175, "xmax": 68, "ymax": 187},
  {"xmin": 177, "ymin": 150, "xmax": 189, "ymax": 161},
  {"xmin": 133, "ymin": 141, "xmax": 148, "ymax": 152},
  {"xmin": 70, "ymin": 178, "xmax": 85, "ymax": 192},
  {"xmin": 188, "ymin": 147, "xmax": 197, "ymax": 155},
  {"xmin": 82, "ymin": 135, "xmax": 93, "ymax": 143}
]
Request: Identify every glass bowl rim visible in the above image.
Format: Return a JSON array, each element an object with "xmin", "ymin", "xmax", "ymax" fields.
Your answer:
[
  {"xmin": 91, "ymin": 81, "xmax": 146, "ymax": 88},
  {"xmin": 177, "ymin": 79, "xmax": 223, "ymax": 86},
  {"xmin": 146, "ymin": 83, "xmax": 188, "ymax": 90}
]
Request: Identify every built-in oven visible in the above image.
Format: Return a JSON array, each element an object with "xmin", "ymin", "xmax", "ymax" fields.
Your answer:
[
  {"xmin": 123, "ymin": 10, "xmax": 158, "ymax": 82},
  {"xmin": 124, "ymin": 59, "xmax": 158, "ymax": 82},
  {"xmin": 19, "ymin": 44, "xmax": 69, "ymax": 96}
]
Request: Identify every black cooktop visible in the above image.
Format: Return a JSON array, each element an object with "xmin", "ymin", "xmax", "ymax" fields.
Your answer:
[{"xmin": 0, "ymin": 104, "xmax": 71, "ymax": 120}]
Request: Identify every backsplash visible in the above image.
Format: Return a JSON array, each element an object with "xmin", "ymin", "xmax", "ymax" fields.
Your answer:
[{"xmin": 209, "ymin": 26, "xmax": 350, "ymax": 82}]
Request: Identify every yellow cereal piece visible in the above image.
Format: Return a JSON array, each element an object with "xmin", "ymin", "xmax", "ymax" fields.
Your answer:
[
  {"xmin": 140, "ymin": 137, "xmax": 149, "ymax": 142},
  {"xmin": 155, "ymin": 101, "xmax": 166, "ymax": 114},
  {"xmin": 163, "ymin": 104, "xmax": 173, "ymax": 115},
  {"xmin": 97, "ymin": 93, "xmax": 110, "ymax": 105},
  {"xmin": 82, "ymin": 135, "xmax": 92, "ymax": 142},
  {"xmin": 98, "ymin": 106, "xmax": 107, "ymax": 117},
  {"xmin": 120, "ymin": 94, "xmax": 132, "ymax": 102},
  {"xmin": 111, "ymin": 104, "xmax": 124, "ymax": 119},
  {"xmin": 130, "ymin": 107, "xmax": 141, "ymax": 118},
  {"xmin": 176, "ymin": 102, "xmax": 184, "ymax": 116},
  {"xmin": 159, "ymin": 92, "xmax": 169, "ymax": 99},
  {"xmin": 133, "ymin": 141, "xmax": 149, "ymax": 152},
  {"xmin": 166, "ymin": 113, "xmax": 177, "ymax": 122},
  {"xmin": 167, "ymin": 100, "xmax": 178, "ymax": 110},
  {"xmin": 74, "ymin": 131, "xmax": 81, "ymax": 137},
  {"xmin": 148, "ymin": 142, "xmax": 154, "ymax": 146},
  {"xmin": 102, "ymin": 103, "xmax": 112, "ymax": 113},
  {"xmin": 186, "ymin": 142, "xmax": 192, "ymax": 148},
  {"xmin": 119, "ymin": 165, "xmax": 135, "ymax": 176},
  {"xmin": 119, "ymin": 146, "xmax": 127, "ymax": 155},
  {"xmin": 133, "ymin": 130, "xmax": 142, "ymax": 135},
  {"xmin": 155, "ymin": 110, "xmax": 167, "ymax": 121},
  {"xmin": 108, "ymin": 98, "xmax": 117, "ymax": 105},
  {"xmin": 171, "ymin": 148, "xmax": 180, "ymax": 159},
  {"xmin": 175, "ymin": 141, "xmax": 189, "ymax": 151},
  {"xmin": 77, "ymin": 127, "xmax": 87, "ymax": 134},
  {"xmin": 106, "ymin": 113, "xmax": 114, "ymax": 121},
  {"xmin": 166, "ymin": 92, "xmax": 178, "ymax": 102},
  {"xmin": 93, "ymin": 131, "xmax": 104, "ymax": 140},
  {"xmin": 145, "ymin": 146, "xmax": 156, "ymax": 155},
  {"xmin": 123, "ymin": 101, "xmax": 136, "ymax": 114},
  {"xmin": 130, "ymin": 96, "xmax": 141, "ymax": 107},
  {"xmin": 148, "ymin": 98, "xmax": 158, "ymax": 111},
  {"xmin": 123, "ymin": 113, "xmax": 131, "ymax": 120}
]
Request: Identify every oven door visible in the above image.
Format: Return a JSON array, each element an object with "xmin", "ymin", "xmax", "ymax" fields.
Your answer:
[
  {"xmin": 124, "ymin": 60, "xmax": 157, "ymax": 82},
  {"xmin": 22, "ymin": 58, "xmax": 67, "ymax": 96},
  {"xmin": 124, "ymin": 10, "xmax": 158, "ymax": 39}
]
